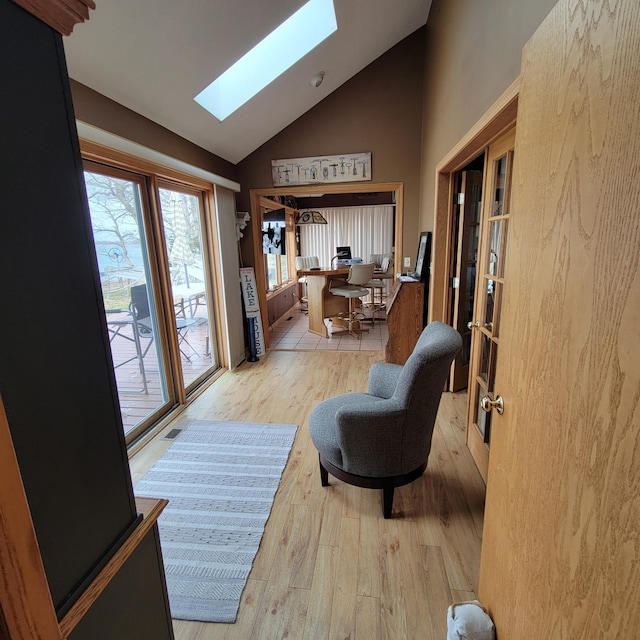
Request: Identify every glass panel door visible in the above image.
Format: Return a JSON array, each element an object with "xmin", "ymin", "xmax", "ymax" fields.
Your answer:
[
  {"xmin": 84, "ymin": 166, "xmax": 172, "ymax": 437},
  {"xmin": 466, "ymin": 128, "xmax": 514, "ymax": 482},
  {"xmin": 157, "ymin": 184, "xmax": 218, "ymax": 390}
]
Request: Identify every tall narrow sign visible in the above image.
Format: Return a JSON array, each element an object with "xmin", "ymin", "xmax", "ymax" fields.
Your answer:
[{"xmin": 239, "ymin": 267, "xmax": 265, "ymax": 357}]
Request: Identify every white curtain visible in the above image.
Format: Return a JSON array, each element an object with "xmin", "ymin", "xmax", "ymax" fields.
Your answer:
[{"xmin": 298, "ymin": 205, "xmax": 394, "ymax": 267}]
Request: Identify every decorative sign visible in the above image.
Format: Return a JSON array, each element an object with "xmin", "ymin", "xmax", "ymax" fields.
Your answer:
[
  {"xmin": 271, "ymin": 152, "xmax": 372, "ymax": 186},
  {"xmin": 239, "ymin": 267, "xmax": 265, "ymax": 357}
]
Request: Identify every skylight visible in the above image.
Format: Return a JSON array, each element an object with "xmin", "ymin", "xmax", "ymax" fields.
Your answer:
[{"xmin": 194, "ymin": 0, "xmax": 337, "ymax": 121}]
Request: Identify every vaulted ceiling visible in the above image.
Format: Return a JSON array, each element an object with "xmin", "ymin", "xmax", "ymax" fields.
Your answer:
[{"xmin": 64, "ymin": 0, "xmax": 431, "ymax": 165}]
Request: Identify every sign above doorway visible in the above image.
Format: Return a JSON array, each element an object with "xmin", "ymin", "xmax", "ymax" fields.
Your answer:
[{"xmin": 271, "ymin": 152, "xmax": 372, "ymax": 186}]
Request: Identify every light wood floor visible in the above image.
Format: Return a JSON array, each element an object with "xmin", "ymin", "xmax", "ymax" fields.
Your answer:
[{"xmin": 129, "ymin": 350, "xmax": 485, "ymax": 640}]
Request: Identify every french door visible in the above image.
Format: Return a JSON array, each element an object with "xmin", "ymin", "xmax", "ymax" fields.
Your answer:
[
  {"xmin": 84, "ymin": 163, "xmax": 219, "ymax": 440},
  {"xmin": 465, "ymin": 128, "xmax": 515, "ymax": 482}
]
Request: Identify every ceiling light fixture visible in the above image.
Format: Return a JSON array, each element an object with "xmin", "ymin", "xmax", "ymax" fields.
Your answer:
[{"xmin": 296, "ymin": 210, "xmax": 328, "ymax": 225}]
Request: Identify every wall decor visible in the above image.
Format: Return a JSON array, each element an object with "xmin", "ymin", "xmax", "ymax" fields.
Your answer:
[
  {"xmin": 271, "ymin": 152, "xmax": 372, "ymax": 186},
  {"xmin": 239, "ymin": 267, "xmax": 265, "ymax": 356}
]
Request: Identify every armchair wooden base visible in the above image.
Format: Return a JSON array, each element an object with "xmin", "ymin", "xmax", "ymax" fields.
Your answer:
[{"xmin": 318, "ymin": 454, "xmax": 427, "ymax": 519}]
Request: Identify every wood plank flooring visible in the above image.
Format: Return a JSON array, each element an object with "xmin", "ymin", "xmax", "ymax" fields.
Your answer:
[{"xmin": 129, "ymin": 350, "xmax": 485, "ymax": 640}]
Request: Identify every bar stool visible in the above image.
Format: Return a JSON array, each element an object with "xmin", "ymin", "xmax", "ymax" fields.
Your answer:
[
  {"xmin": 295, "ymin": 256, "xmax": 319, "ymax": 312},
  {"xmin": 329, "ymin": 263, "xmax": 376, "ymax": 338}
]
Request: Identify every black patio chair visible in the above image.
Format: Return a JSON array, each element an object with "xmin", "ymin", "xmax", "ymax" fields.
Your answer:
[{"xmin": 130, "ymin": 284, "xmax": 206, "ymax": 362}]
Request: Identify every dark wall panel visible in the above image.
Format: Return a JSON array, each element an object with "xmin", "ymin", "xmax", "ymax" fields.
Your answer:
[
  {"xmin": 68, "ymin": 527, "xmax": 174, "ymax": 640},
  {"xmin": 0, "ymin": 0, "xmax": 137, "ymax": 612}
]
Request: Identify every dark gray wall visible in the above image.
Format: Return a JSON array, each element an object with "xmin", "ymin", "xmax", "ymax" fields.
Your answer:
[{"xmin": 0, "ymin": 3, "xmax": 172, "ymax": 634}]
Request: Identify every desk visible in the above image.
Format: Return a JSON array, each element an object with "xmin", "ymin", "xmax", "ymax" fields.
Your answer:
[
  {"xmin": 385, "ymin": 280, "xmax": 424, "ymax": 364},
  {"xmin": 298, "ymin": 267, "xmax": 350, "ymax": 337}
]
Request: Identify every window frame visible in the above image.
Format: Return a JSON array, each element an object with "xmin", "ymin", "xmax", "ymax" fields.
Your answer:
[{"xmin": 80, "ymin": 141, "xmax": 226, "ymax": 445}]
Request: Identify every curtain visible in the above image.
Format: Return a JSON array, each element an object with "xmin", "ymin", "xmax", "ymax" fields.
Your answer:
[{"xmin": 298, "ymin": 205, "xmax": 394, "ymax": 267}]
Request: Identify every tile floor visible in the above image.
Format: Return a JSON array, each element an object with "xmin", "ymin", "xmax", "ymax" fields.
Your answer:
[{"xmin": 268, "ymin": 303, "xmax": 388, "ymax": 351}]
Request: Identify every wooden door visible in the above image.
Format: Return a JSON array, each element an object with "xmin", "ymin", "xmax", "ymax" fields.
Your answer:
[
  {"xmin": 465, "ymin": 130, "xmax": 514, "ymax": 482},
  {"xmin": 450, "ymin": 169, "xmax": 483, "ymax": 391},
  {"xmin": 479, "ymin": 1, "xmax": 640, "ymax": 637}
]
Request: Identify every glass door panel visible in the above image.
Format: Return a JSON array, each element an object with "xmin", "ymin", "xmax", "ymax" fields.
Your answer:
[
  {"xmin": 157, "ymin": 185, "xmax": 218, "ymax": 390},
  {"xmin": 84, "ymin": 167, "xmax": 171, "ymax": 437},
  {"xmin": 466, "ymin": 128, "xmax": 515, "ymax": 482}
]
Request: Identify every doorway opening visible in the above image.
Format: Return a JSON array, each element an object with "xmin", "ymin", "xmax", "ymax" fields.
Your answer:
[
  {"xmin": 447, "ymin": 153, "xmax": 485, "ymax": 391},
  {"xmin": 250, "ymin": 182, "xmax": 404, "ymax": 349},
  {"xmin": 431, "ymin": 78, "xmax": 519, "ymax": 482}
]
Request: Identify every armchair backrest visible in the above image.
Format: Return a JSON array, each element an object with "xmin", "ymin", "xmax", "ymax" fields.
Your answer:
[
  {"xmin": 295, "ymin": 256, "xmax": 320, "ymax": 271},
  {"xmin": 392, "ymin": 322, "xmax": 462, "ymax": 471}
]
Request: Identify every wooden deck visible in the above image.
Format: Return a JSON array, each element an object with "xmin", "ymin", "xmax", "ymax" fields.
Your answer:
[{"xmin": 107, "ymin": 314, "xmax": 213, "ymax": 434}]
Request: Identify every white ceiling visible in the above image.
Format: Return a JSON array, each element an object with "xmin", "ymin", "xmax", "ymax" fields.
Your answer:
[{"xmin": 64, "ymin": 0, "xmax": 431, "ymax": 165}]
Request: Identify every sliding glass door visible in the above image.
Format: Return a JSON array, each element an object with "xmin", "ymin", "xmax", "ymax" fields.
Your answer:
[
  {"xmin": 157, "ymin": 183, "xmax": 218, "ymax": 389},
  {"xmin": 84, "ymin": 164, "xmax": 220, "ymax": 440},
  {"xmin": 84, "ymin": 166, "xmax": 171, "ymax": 436}
]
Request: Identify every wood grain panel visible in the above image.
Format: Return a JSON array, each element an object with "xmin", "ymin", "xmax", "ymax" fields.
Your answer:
[
  {"xmin": 0, "ymin": 397, "xmax": 61, "ymax": 640},
  {"xmin": 385, "ymin": 280, "xmax": 424, "ymax": 364},
  {"xmin": 479, "ymin": 0, "xmax": 640, "ymax": 637},
  {"xmin": 12, "ymin": 0, "xmax": 94, "ymax": 35}
]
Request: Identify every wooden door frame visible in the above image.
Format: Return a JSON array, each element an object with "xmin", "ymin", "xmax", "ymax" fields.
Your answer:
[
  {"xmin": 430, "ymin": 78, "xmax": 520, "ymax": 327},
  {"xmin": 251, "ymin": 182, "xmax": 404, "ymax": 349}
]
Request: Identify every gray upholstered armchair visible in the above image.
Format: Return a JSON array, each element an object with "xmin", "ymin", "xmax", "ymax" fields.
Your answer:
[{"xmin": 309, "ymin": 321, "xmax": 462, "ymax": 518}]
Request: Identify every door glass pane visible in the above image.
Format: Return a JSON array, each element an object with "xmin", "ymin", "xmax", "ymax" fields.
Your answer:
[
  {"xmin": 484, "ymin": 279, "xmax": 496, "ymax": 332},
  {"xmin": 487, "ymin": 220, "xmax": 503, "ymax": 276},
  {"xmin": 476, "ymin": 384, "xmax": 492, "ymax": 441},
  {"xmin": 492, "ymin": 155, "xmax": 507, "ymax": 216},
  {"xmin": 479, "ymin": 333, "xmax": 491, "ymax": 383},
  {"xmin": 158, "ymin": 187, "xmax": 216, "ymax": 388},
  {"xmin": 491, "ymin": 281, "xmax": 503, "ymax": 338},
  {"xmin": 487, "ymin": 342, "xmax": 498, "ymax": 392},
  {"xmin": 84, "ymin": 170, "xmax": 169, "ymax": 436},
  {"xmin": 479, "ymin": 334, "xmax": 498, "ymax": 391}
]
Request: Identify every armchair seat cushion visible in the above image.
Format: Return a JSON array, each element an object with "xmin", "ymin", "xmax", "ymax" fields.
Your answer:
[{"xmin": 310, "ymin": 392, "xmax": 403, "ymax": 475}]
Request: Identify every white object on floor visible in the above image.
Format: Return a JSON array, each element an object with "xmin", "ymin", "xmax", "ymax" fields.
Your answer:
[{"xmin": 446, "ymin": 600, "xmax": 495, "ymax": 640}]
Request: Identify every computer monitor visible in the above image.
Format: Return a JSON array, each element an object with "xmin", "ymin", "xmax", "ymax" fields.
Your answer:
[{"xmin": 336, "ymin": 246, "xmax": 352, "ymax": 260}]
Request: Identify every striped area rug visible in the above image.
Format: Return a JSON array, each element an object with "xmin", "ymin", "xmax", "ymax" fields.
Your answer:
[{"xmin": 135, "ymin": 420, "xmax": 298, "ymax": 623}]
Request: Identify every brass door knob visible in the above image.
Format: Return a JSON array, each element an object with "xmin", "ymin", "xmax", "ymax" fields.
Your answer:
[
  {"xmin": 467, "ymin": 320, "xmax": 480, "ymax": 330},
  {"xmin": 480, "ymin": 395, "xmax": 504, "ymax": 415}
]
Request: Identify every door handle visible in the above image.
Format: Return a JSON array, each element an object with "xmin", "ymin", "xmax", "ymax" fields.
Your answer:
[
  {"xmin": 480, "ymin": 395, "xmax": 504, "ymax": 415},
  {"xmin": 467, "ymin": 320, "xmax": 480, "ymax": 330}
]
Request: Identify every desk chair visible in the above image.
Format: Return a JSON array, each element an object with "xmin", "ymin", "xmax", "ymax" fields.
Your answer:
[
  {"xmin": 369, "ymin": 253, "xmax": 394, "ymax": 274},
  {"xmin": 329, "ymin": 263, "xmax": 375, "ymax": 338},
  {"xmin": 364, "ymin": 254, "xmax": 394, "ymax": 322},
  {"xmin": 295, "ymin": 256, "xmax": 320, "ymax": 312}
]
